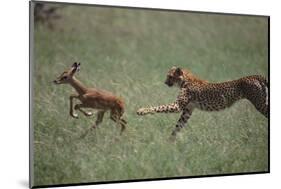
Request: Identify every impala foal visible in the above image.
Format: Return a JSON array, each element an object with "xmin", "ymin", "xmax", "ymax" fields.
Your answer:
[{"xmin": 53, "ymin": 62, "xmax": 126, "ymax": 134}]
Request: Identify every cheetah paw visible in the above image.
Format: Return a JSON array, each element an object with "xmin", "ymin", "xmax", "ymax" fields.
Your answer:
[{"xmin": 137, "ymin": 108, "xmax": 151, "ymax": 115}]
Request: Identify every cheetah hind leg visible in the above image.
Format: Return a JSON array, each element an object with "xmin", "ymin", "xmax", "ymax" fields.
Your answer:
[
  {"xmin": 244, "ymin": 80, "xmax": 268, "ymax": 118},
  {"xmin": 255, "ymin": 103, "xmax": 268, "ymax": 118}
]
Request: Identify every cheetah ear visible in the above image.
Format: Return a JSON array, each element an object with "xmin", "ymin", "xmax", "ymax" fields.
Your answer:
[{"xmin": 175, "ymin": 67, "xmax": 183, "ymax": 76}]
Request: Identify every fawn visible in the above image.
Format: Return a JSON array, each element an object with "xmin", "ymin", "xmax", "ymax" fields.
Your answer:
[{"xmin": 53, "ymin": 62, "xmax": 126, "ymax": 134}]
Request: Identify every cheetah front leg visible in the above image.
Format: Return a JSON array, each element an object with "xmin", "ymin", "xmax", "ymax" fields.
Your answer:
[
  {"xmin": 170, "ymin": 107, "xmax": 193, "ymax": 141},
  {"xmin": 137, "ymin": 102, "xmax": 180, "ymax": 115}
]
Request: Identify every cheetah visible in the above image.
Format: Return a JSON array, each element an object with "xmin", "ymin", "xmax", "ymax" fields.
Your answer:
[{"xmin": 137, "ymin": 66, "xmax": 268, "ymax": 140}]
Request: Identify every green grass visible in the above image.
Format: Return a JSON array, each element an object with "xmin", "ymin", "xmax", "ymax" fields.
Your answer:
[{"xmin": 32, "ymin": 3, "xmax": 268, "ymax": 186}]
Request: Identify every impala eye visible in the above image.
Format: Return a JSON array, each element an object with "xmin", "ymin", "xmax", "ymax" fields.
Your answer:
[{"xmin": 62, "ymin": 76, "xmax": 67, "ymax": 80}]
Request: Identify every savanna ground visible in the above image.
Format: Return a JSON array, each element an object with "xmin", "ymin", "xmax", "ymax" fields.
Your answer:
[{"xmin": 31, "ymin": 2, "xmax": 269, "ymax": 187}]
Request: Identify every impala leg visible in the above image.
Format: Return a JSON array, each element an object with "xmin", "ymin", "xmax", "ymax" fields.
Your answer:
[
  {"xmin": 69, "ymin": 94, "xmax": 79, "ymax": 119},
  {"xmin": 92, "ymin": 111, "xmax": 105, "ymax": 129},
  {"xmin": 79, "ymin": 111, "xmax": 105, "ymax": 139},
  {"xmin": 74, "ymin": 104, "xmax": 93, "ymax": 117},
  {"xmin": 120, "ymin": 118, "xmax": 127, "ymax": 124},
  {"xmin": 118, "ymin": 117, "xmax": 126, "ymax": 134},
  {"xmin": 110, "ymin": 111, "xmax": 126, "ymax": 134},
  {"xmin": 111, "ymin": 116, "xmax": 127, "ymax": 125}
]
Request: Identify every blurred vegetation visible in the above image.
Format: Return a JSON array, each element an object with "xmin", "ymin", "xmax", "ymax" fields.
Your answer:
[{"xmin": 32, "ymin": 2, "xmax": 268, "ymax": 187}]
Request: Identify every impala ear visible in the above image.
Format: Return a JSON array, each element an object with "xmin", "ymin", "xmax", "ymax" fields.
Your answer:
[
  {"xmin": 71, "ymin": 62, "xmax": 80, "ymax": 74},
  {"xmin": 175, "ymin": 67, "xmax": 183, "ymax": 76},
  {"xmin": 72, "ymin": 62, "xmax": 78, "ymax": 68},
  {"xmin": 77, "ymin": 62, "xmax": 81, "ymax": 72},
  {"xmin": 71, "ymin": 62, "xmax": 81, "ymax": 69}
]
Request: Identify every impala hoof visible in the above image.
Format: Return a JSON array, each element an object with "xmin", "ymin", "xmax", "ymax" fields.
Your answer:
[
  {"xmin": 86, "ymin": 112, "xmax": 93, "ymax": 116},
  {"xmin": 71, "ymin": 113, "xmax": 79, "ymax": 119}
]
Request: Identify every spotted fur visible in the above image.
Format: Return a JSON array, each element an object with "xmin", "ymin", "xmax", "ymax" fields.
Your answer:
[{"xmin": 137, "ymin": 66, "xmax": 268, "ymax": 140}]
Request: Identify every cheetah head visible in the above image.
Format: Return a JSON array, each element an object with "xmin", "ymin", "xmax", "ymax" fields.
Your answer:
[{"xmin": 165, "ymin": 66, "xmax": 184, "ymax": 87}]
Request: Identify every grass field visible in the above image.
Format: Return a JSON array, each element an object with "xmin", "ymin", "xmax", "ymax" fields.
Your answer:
[{"xmin": 31, "ymin": 3, "xmax": 269, "ymax": 187}]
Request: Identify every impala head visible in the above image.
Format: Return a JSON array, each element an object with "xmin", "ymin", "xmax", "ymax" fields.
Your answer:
[
  {"xmin": 165, "ymin": 66, "xmax": 184, "ymax": 87},
  {"xmin": 53, "ymin": 62, "xmax": 81, "ymax": 84}
]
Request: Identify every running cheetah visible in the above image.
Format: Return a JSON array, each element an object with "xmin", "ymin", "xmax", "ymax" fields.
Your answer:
[{"xmin": 137, "ymin": 66, "xmax": 268, "ymax": 140}]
